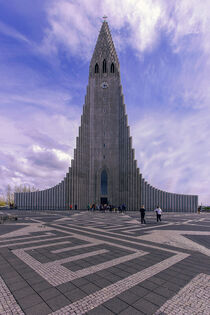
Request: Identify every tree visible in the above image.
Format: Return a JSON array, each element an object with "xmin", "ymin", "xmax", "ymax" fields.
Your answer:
[
  {"xmin": 0, "ymin": 194, "xmax": 6, "ymax": 206},
  {"xmin": 6, "ymin": 184, "xmax": 13, "ymax": 204}
]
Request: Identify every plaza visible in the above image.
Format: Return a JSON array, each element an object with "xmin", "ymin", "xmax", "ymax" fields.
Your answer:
[{"xmin": 0, "ymin": 210, "xmax": 209, "ymax": 314}]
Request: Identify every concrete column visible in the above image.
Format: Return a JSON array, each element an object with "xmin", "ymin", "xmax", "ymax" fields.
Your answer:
[{"xmin": 141, "ymin": 178, "xmax": 144, "ymax": 207}]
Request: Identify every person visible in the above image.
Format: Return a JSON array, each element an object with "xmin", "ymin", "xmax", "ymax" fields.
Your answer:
[
  {"xmin": 154, "ymin": 206, "xmax": 162, "ymax": 222},
  {"xmin": 140, "ymin": 205, "xmax": 146, "ymax": 224}
]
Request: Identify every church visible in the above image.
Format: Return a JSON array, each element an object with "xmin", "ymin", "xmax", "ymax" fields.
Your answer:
[{"xmin": 14, "ymin": 21, "xmax": 198, "ymax": 212}]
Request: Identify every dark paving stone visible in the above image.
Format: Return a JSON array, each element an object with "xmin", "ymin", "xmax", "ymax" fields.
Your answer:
[
  {"xmin": 45, "ymin": 294, "xmax": 70, "ymax": 311},
  {"xmin": 32, "ymin": 281, "xmax": 52, "ymax": 292},
  {"xmin": 140, "ymin": 280, "xmax": 159, "ymax": 291},
  {"xmin": 39, "ymin": 287, "xmax": 61, "ymax": 300},
  {"xmin": 71, "ymin": 277, "xmax": 90, "ymax": 287},
  {"xmin": 119, "ymin": 306, "xmax": 145, "ymax": 315},
  {"xmin": 143, "ymin": 292, "xmax": 166, "ymax": 306},
  {"xmin": 17, "ymin": 293, "xmax": 43, "ymax": 310},
  {"xmin": 87, "ymin": 305, "xmax": 114, "ymax": 315},
  {"xmin": 133, "ymin": 298, "xmax": 159, "ymax": 315},
  {"xmin": 153, "ymin": 286, "xmax": 175, "ymax": 299},
  {"xmin": 57, "ymin": 282, "xmax": 78, "ymax": 293},
  {"xmin": 0, "ymin": 224, "xmax": 27, "ymax": 236},
  {"xmin": 8, "ymin": 279, "xmax": 28, "ymax": 292},
  {"xmin": 104, "ymin": 297, "xmax": 129, "ymax": 314},
  {"xmin": 64, "ymin": 287, "xmax": 87, "ymax": 302},
  {"xmin": 24, "ymin": 302, "xmax": 52, "ymax": 315},
  {"xmin": 118, "ymin": 290, "xmax": 140, "ymax": 305},
  {"xmin": 81, "ymin": 283, "xmax": 100, "ymax": 294},
  {"xmin": 130, "ymin": 285, "xmax": 150, "ymax": 298},
  {"xmin": 13, "ymin": 286, "xmax": 35, "ymax": 299}
]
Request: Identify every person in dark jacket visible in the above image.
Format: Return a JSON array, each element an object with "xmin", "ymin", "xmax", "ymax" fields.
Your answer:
[{"xmin": 140, "ymin": 205, "xmax": 146, "ymax": 224}]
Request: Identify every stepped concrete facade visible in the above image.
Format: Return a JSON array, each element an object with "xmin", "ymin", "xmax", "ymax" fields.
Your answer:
[{"xmin": 14, "ymin": 21, "xmax": 198, "ymax": 212}]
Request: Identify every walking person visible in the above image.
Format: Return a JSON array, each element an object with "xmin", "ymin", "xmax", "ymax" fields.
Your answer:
[
  {"xmin": 140, "ymin": 205, "xmax": 146, "ymax": 224},
  {"xmin": 154, "ymin": 206, "xmax": 162, "ymax": 222}
]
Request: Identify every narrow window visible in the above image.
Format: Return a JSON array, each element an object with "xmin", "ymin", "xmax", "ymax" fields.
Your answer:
[
  {"xmin": 110, "ymin": 63, "xmax": 115, "ymax": 73},
  {"xmin": 103, "ymin": 59, "xmax": 106, "ymax": 73},
  {"xmin": 95, "ymin": 63, "xmax": 99, "ymax": 73},
  {"xmin": 101, "ymin": 170, "xmax": 108, "ymax": 195}
]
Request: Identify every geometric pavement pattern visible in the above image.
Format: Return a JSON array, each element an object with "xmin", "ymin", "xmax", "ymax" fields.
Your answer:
[{"xmin": 0, "ymin": 210, "xmax": 210, "ymax": 315}]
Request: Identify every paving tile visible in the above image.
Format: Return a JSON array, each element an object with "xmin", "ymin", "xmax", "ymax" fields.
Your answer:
[
  {"xmin": 143, "ymin": 291, "xmax": 166, "ymax": 306},
  {"xmin": 81, "ymin": 282, "xmax": 100, "ymax": 294},
  {"xmin": 13, "ymin": 285, "xmax": 35, "ymax": 299},
  {"xmin": 118, "ymin": 290, "xmax": 140, "ymax": 305},
  {"xmin": 119, "ymin": 306, "xmax": 145, "ymax": 315},
  {"xmin": 45, "ymin": 294, "xmax": 70, "ymax": 311},
  {"xmin": 0, "ymin": 211, "xmax": 210, "ymax": 315},
  {"xmin": 39, "ymin": 287, "xmax": 61, "ymax": 300},
  {"xmin": 32, "ymin": 281, "xmax": 52, "ymax": 292},
  {"xmin": 56, "ymin": 282, "xmax": 78, "ymax": 293},
  {"xmin": 63, "ymin": 287, "xmax": 87, "ymax": 302},
  {"xmin": 133, "ymin": 298, "xmax": 159, "ymax": 314},
  {"xmin": 140, "ymin": 280, "xmax": 159, "ymax": 291},
  {"xmin": 24, "ymin": 302, "xmax": 52, "ymax": 315},
  {"xmin": 17, "ymin": 293, "xmax": 43, "ymax": 310},
  {"xmin": 130, "ymin": 285, "xmax": 150, "ymax": 298},
  {"xmin": 87, "ymin": 305, "xmax": 114, "ymax": 315},
  {"xmin": 104, "ymin": 297, "xmax": 129, "ymax": 313}
]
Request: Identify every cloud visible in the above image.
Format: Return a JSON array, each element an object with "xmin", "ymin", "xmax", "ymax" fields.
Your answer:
[
  {"xmin": 132, "ymin": 106, "xmax": 210, "ymax": 204},
  {"xmin": 0, "ymin": 106, "xmax": 79, "ymax": 193},
  {"xmin": 0, "ymin": 21, "xmax": 30, "ymax": 44},
  {"xmin": 42, "ymin": 0, "xmax": 210, "ymax": 58}
]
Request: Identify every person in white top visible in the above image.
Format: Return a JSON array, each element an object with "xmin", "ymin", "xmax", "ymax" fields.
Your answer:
[{"xmin": 154, "ymin": 206, "xmax": 162, "ymax": 222}]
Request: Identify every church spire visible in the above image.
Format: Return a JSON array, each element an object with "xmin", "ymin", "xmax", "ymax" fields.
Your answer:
[{"xmin": 90, "ymin": 21, "xmax": 119, "ymax": 76}]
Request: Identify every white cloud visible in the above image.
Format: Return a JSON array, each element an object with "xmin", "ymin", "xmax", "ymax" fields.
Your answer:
[
  {"xmin": 0, "ymin": 21, "xmax": 30, "ymax": 44},
  {"xmin": 42, "ymin": 0, "xmax": 210, "ymax": 57},
  {"xmin": 0, "ymin": 107, "xmax": 79, "ymax": 193},
  {"xmin": 132, "ymin": 107, "xmax": 210, "ymax": 204}
]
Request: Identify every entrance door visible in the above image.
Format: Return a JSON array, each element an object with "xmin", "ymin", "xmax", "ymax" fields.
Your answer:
[{"xmin": 101, "ymin": 197, "xmax": 108, "ymax": 205}]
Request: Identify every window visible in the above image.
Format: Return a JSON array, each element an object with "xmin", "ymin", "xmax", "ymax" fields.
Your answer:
[
  {"xmin": 95, "ymin": 63, "xmax": 99, "ymax": 73},
  {"xmin": 110, "ymin": 63, "xmax": 114, "ymax": 73},
  {"xmin": 101, "ymin": 170, "xmax": 108, "ymax": 195},
  {"xmin": 103, "ymin": 59, "xmax": 106, "ymax": 73}
]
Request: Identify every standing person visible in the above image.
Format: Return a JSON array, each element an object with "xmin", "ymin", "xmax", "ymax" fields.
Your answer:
[
  {"xmin": 154, "ymin": 206, "xmax": 162, "ymax": 222},
  {"xmin": 140, "ymin": 205, "xmax": 146, "ymax": 224}
]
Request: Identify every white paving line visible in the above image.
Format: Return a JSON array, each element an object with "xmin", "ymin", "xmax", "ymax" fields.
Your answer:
[
  {"xmin": 0, "ymin": 223, "xmax": 53, "ymax": 239},
  {"xmin": 53, "ymin": 224, "xmax": 181, "ymax": 254},
  {"xmin": 46, "ymin": 249, "xmax": 109, "ymax": 266},
  {"xmin": 155, "ymin": 273, "xmax": 210, "ymax": 315},
  {"xmin": 51, "ymin": 241, "xmax": 103, "ymax": 254},
  {"xmin": 0, "ymin": 276, "xmax": 24, "ymax": 315},
  {"xmin": 0, "ymin": 232, "xmax": 54, "ymax": 244},
  {"xmin": 21, "ymin": 241, "xmax": 71, "ymax": 251},
  {"xmin": 123, "ymin": 222, "xmax": 174, "ymax": 233},
  {"xmin": 13, "ymin": 246, "xmax": 147, "ymax": 286},
  {"xmin": 50, "ymin": 253, "xmax": 189, "ymax": 315},
  {"xmin": 0, "ymin": 235, "xmax": 72, "ymax": 248},
  {"xmin": 137, "ymin": 230, "xmax": 210, "ymax": 257}
]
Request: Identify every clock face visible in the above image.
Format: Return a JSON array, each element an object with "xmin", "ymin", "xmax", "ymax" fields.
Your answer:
[{"xmin": 101, "ymin": 82, "xmax": 109, "ymax": 89}]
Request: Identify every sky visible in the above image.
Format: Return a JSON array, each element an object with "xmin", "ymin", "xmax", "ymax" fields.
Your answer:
[{"xmin": 0, "ymin": 0, "xmax": 209, "ymax": 205}]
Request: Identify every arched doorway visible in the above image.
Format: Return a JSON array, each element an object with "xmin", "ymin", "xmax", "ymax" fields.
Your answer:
[{"xmin": 101, "ymin": 170, "xmax": 108, "ymax": 204}]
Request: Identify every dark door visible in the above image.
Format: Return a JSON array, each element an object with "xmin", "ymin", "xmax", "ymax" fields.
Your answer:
[{"xmin": 101, "ymin": 197, "xmax": 108, "ymax": 205}]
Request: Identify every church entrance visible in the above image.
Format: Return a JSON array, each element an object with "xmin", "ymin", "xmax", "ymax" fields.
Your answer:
[{"xmin": 101, "ymin": 197, "xmax": 108, "ymax": 205}]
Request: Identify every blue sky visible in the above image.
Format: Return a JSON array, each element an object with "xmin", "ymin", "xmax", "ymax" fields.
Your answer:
[{"xmin": 0, "ymin": 0, "xmax": 209, "ymax": 204}]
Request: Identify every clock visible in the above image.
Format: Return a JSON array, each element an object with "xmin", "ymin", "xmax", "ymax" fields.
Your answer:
[{"xmin": 101, "ymin": 82, "xmax": 109, "ymax": 89}]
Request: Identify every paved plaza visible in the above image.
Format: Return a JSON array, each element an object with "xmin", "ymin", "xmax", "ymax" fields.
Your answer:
[{"xmin": 0, "ymin": 210, "xmax": 210, "ymax": 315}]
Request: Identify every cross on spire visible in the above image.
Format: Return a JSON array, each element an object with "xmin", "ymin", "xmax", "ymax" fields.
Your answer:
[{"xmin": 102, "ymin": 16, "xmax": 108, "ymax": 21}]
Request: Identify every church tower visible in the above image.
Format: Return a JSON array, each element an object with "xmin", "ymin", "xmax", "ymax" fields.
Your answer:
[
  {"xmin": 69, "ymin": 21, "xmax": 141, "ymax": 209},
  {"xmin": 14, "ymin": 21, "xmax": 198, "ymax": 212}
]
